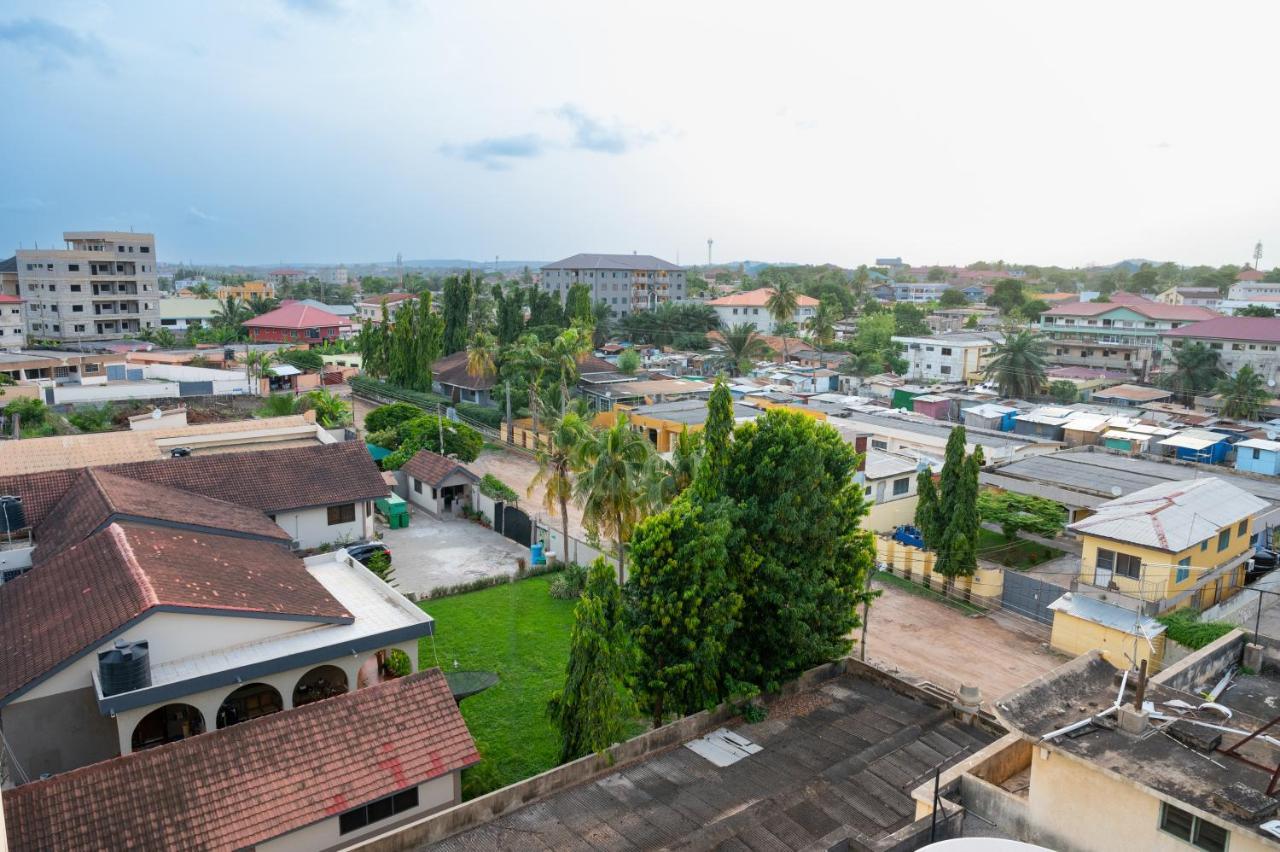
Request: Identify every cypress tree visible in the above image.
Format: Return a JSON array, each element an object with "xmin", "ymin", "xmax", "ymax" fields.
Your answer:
[
  {"xmin": 696, "ymin": 377, "xmax": 734, "ymax": 498},
  {"xmin": 914, "ymin": 469, "xmax": 940, "ymax": 548}
]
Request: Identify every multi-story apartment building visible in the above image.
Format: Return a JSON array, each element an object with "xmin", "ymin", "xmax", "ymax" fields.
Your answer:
[
  {"xmin": 891, "ymin": 330, "xmax": 1004, "ymax": 384},
  {"xmin": 1039, "ymin": 292, "xmax": 1216, "ymax": 376},
  {"xmin": 0, "ymin": 256, "xmax": 24, "ymax": 349},
  {"xmin": 707, "ymin": 287, "xmax": 818, "ymax": 334},
  {"xmin": 540, "ymin": 253, "xmax": 685, "ymax": 317},
  {"xmin": 268, "ymin": 268, "xmax": 308, "ymax": 286},
  {"xmin": 15, "ymin": 232, "xmax": 160, "ymax": 342},
  {"xmin": 1162, "ymin": 316, "xmax": 1280, "ymax": 383},
  {"xmin": 318, "ymin": 265, "xmax": 349, "ymax": 286}
]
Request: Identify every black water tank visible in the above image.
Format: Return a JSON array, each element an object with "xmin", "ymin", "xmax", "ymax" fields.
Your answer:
[
  {"xmin": 98, "ymin": 640, "xmax": 151, "ymax": 697},
  {"xmin": 0, "ymin": 496, "xmax": 24, "ymax": 533}
]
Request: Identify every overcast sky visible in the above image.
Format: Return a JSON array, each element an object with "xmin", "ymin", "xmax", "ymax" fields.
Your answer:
[{"xmin": 2, "ymin": 1, "xmax": 1278, "ymax": 269}]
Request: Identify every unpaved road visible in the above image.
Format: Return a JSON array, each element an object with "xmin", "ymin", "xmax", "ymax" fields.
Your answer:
[{"xmin": 862, "ymin": 582, "xmax": 1067, "ymax": 706}]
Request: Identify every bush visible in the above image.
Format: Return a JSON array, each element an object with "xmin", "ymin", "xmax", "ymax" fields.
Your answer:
[
  {"xmin": 275, "ymin": 349, "xmax": 325, "ymax": 372},
  {"xmin": 381, "ymin": 414, "xmax": 483, "ymax": 469},
  {"xmin": 548, "ymin": 562, "xmax": 588, "ymax": 599},
  {"xmin": 351, "ymin": 377, "xmax": 450, "ymax": 411},
  {"xmin": 67, "ymin": 404, "xmax": 115, "ymax": 433},
  {"xmin": 479, "ymin": 474, "xmax": 519, "ymax": 503},
  {"xmin": 364, "ymin": 401, "xmax": 425, "ymax": 434},
  {"xmin": 4, "ymin": 396, "xmax": 48, "ymax": 426},
  {"xmin": 456, "ymin": 402, "xmax": 503, "ymax": 429},
  {"xmin": 1157, "ymin": 610, "xmax": 1236, "ymax": 650}
]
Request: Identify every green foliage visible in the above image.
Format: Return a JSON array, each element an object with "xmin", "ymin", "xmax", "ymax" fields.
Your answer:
[
  {"xmin": 984, "ymin": 330, "xmax": 1048, "ymax": 398},
  {"xmin": 363, "ymin": 550, "xmax": 394, "ymax": 583},
  {"xmin": 303, "ymin": 388, "xmax": 352, "ymax": 428},
  {"xmin": 1048, "ymin": 380, "xmax": 1078, "ymax": 404},
  {"xmin": 574, "ymin": 413, "xmax": 656, "ymax": 583},
  {"xmin": 479, "ymin": 473, "xmax": 519, "ymax": 503},
  {"xmin": 358, "ymin": 294, "xmax": 444, "ymax": 392},
  {"xmin": 1215, "ymin": 365, "xmax": 1270, "ymax": 421},
  {"xmin": 256, "ymin": 394, "xmax": 301, "ymax": 418},
  {"xmin": 456, "ymin": 402, "xmax": 503, "ymax": 428},
  {"xmin": 987, "ymin": 278, "xmax": 1026, "ymax": 315},
  {"xmin": 547, "ymin": 562, "xmax": 588, "ymax": 599},
  {"xmin": 617, "ymin": 348, "xmax": 641, "ymax": 374},
  {"xmin": 66, "ymin": 404, "xmax": 115, "ymax": 433},
  {"xmin": 4, "ymin": 396, "xmax": 48, "ymax": 427},
  {"xmin": 442, "ymin": 274, "xmax": 475, "ymax": 355},
  {"xmin": 564, "ymin": 283, "xmax": 593, "ymax": 325},
  {"xmin": 1019, "ymin": 299, "xmax": 1051, "ymax": 322},
  {"xmin": 933, "ymin": 427, "xmax": 981, "ymax": 586},
  {"xmin": 381, "ymin": 415, "xmax": 484, "ymax": 469},
  {"xmin": 1157, "ymin": 610, "xmax": 1235, "ymax": 650},
  {"xmin": 914, "ymin": 470, "xmax": 941, "ymax": 548},
  {"xmin": 938, "ymin": 288, "xmax": 969, "ymax": 308},
  {"xmin": 963, "ymin": 313, "xmax": 979, "ymax": 329},
  {"xmin": 365, "ymin": 400, "xmax": 428, "ymax": 434},
  {"xmin": 495, "ymin": 286, "xmax": 526, "ymax": 345},
  {"xmin": 977, "ymin": 490, "xmax": 1065, "ymax": 541},
  {"xmin": 1236, "ymin": 305, "xmax": 1276, "ymax": 317},
  {"xmin": 626, "ymin": 496, "xmax": 741, "ymax": 726},
  {"xmin": 619, "ymin": 302, "xmax": 719, "ymax": 348},
  {"xmin": 846, "ymin": 313, "xmax": 907, "ymax": 376},
  {"xmin": 718, "ymin": 411, "xmax": 874, "ymax": 691},
  {"xmin": 892, "ymin": 302, "xmax": 930, "ymax": 336},
  {"xmin": 1161, "ymin": 342, "xmax": 1225, "ymax": 402},
  {"xmin": 715, "ymin": 324, "xmax": 772, "ymax": 376},
  {"xmin": 547, "ymin": 559, "xmax": 636, "ymax": 762},
  {"xmin": 274, "ymin": 348, "xmax": 324, "ymax": 372}
]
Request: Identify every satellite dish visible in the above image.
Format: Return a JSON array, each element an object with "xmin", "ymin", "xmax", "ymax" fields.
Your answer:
[{"xmin": 1110, "ymin": 486, "xmax": 1123, "ymax": 497}]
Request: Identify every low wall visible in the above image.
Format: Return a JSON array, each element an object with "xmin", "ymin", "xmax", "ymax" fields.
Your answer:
[
  {"xmin": 1152, "ymin": 628, "xmax": 1246, "ymax": 692},
  {"xmin": 538, "ymin": 523, "xmax": 616, "ymax": 571},
  {"xmin": 1200, "ymin": 569, "xmax": 1280, "ymax": 626},
  {"xmin": 875, "ymin": 537, "xmax": 1004, "ymax": 608}
]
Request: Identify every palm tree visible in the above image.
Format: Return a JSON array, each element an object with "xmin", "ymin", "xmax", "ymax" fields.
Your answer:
[
  {"xmin": 1163, "ymin": 343, "xmax": 1225, "ymax": 403},
  {"xmin": 242, "ymin": 349, "xmax": 275, "ymax": 394},
  {"xmin": 247, "ymin": 294, "xmax": 280, "ymax": 316},
  {"xmin": 303, "ymin": 388, "xmax": 352, "ymax": 428},
  {"xmin": 716, "ymin": 323, "xmax": 772, "ymax": 376},
  {"xmin": 765, "ymin": 281, "xmax": 800, "ymax": 364},
  {"xmin": 189, "ymin": 282, "xmax": 214, "ymax": 299},
  {"xmin": 510, "ymin": 333, "xmax": 547, "ymax": 438},
  {"xmin": 256, "ymin": 393, "xmax": 301, "ymax": 418},
  {"xmin": 151, "ymin": 327, "xmax": 177, "ymax": 348},
  {"xmin": 212, "ymin": 296, "xmax": 252, "ymax": 332},
  {"xmin": 574, "ymin": 412, "xmax": 654, "ymax": 584},
  {"xmin": 805, "ymin": 300, "xmax": 838, "ymax": 354},
  {"xmin": 530, "ymin": 409, "xmax": 589, "ymax": 563},
  {"xmin": 1216, "ymin": 365, "xmax": 1270, "ymax": 421},
  {"xmin": 549, "ymin": 324, "xmax": 592, "ymax": 407},
  {"xmin": 983, "ymin": 330, "xmax": 1047, "ymax": 398},
  {"xmin": 466, "ymin": 331, "xmax": 508, "ymax": 438}
]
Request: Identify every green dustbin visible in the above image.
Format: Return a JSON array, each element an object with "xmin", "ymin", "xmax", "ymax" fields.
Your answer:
[{"xmin": 376, "ymin": 493, "xmax": 409, "ymax": 528}]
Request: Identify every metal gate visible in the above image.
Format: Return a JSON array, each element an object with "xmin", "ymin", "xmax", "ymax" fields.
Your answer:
[
  {"xmin": 1000, "ymin": 571, "xmax": 1068, "ymax": 625},
  {"xmin": 179, "ymin": 381, "xmax": 214, "ymax": 397},
  {"xmin": 494, "ymin": 504, "xmax": 532, "ymax": 547}
]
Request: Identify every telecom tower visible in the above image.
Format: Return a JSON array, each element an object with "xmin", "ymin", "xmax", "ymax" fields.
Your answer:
[
  {"xmin": 707, "ymin": 238, "xmax": 713, "ymax": 267},
  {"xmin": 396, "ymin": 251, "xmax": 403, "ymax": 286},
  {"xmin": 1254, "ymin": 240, "xmax": 1263, "ymax": 271}
]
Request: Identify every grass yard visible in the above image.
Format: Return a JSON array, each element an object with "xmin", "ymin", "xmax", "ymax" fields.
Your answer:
[
  {"xmin": 417, "ymin": 574, "xmax": 576, "ymax": 797},
  {"xmin": 975, "ymin": 528, "xmax": 1064, "ymax": 570}
]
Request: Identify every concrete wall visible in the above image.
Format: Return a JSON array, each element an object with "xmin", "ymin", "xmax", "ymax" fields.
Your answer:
[
  {"xmin": 261, "ymin": 774, "xmax": 457, "ymax": 852},
  {"xmin": 273, "ymin": 502, "xmax": 373, "ymax": 549},
  {"xmin": 1152, "ymin": 629, "xmax": 1245, "ymax": 693},
  {"xmin": 539, "ymin": 523, "xmax": 614, "ymax": 571},
  {"xmin": 1048, "ymin": 610, "xmax": 1164, "ymax": 670},
  {"xmin": 865, "ymin": 491, "xmax": 919, "ymax": 533},
  {"xmin": 0, "ymin": 686, "xmax": 121, "ymax": 780},
  {"xmin": 1200, "ymin": 569, "xmax": 1280, "ymax": 626},
  {"xmin": 874, "ymin": 536, "xmax": 1005, "ymax": 608}
]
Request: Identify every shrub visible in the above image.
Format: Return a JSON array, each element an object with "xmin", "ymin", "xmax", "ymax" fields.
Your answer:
[
  {"xmin": 384, "ymin": 648, "xmax": 412, "ymax": 678},
  {"xmin": 4, "ymin": 396, "xmax": 48, "ymax": 426},
  {"xmin": 381, "ymin": 415, "xmax": 483, "ymax": 469},
  {"xmin": 364, "ymin": 550, "xmax": 394, "ymax": 583},
  {"xmin": 365, "ymin": 401, "xmax": 424, "ymax": 434},
  {"xmin": 67, "ymin": 404, "xmax": 115, "ymax": 433},
  {"xmin": 1157, "ymin": 610, "xmax": 1236, "ymax": 650},
  {"xmin": 548, "ymin": 562, "xmax": 588, "ymax": 599},
  {"xmin": 275, "ymin": 349, "xmax": 325, "ymax": 372},
  {"xmin": 457, "ymin": 402, "xmax": 503, "ymax": 429},
  {"xmin": 479, "ymin": 474, "xmax": 519, "ymax": 503}
]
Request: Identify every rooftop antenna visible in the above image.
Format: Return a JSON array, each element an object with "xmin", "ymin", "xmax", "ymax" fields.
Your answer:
[
  {"xmin": 1255, "ymin": 240, "xmax": 1264, "ymax": 271},
  {"xmin": 707, "ymin": 238, "xmax": 714, "ymax": 267}
]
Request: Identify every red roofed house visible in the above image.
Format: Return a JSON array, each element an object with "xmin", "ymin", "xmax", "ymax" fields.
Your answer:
[
  {"xmin": 1161, "ymin": 315, "xmax": 1280, "ymax": 385},
  {"xmin": 402, "ymin": 448, "xmax": 480, "ymax": 517},
  {"xmin": 244, "ymin": 302, "xmax": 352, "ymax": 345},
  {"xmin": 2, "ymin": 670, "xmax": 477, "ymax": 850},
  {"xmin": 707, "ymin": 287, "xmax": 820, "ymax": 334},
  {"xmin": 1039, "ymin": 292, "xmax": 1219, "ymax": 377}
]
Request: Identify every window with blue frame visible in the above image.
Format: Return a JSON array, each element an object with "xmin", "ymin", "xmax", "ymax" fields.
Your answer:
[{"xmin": 1176, "ymin": 558, "xmax": 1191, "ymax": 584}]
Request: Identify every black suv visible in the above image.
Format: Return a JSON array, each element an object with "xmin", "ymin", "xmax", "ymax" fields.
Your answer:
[{"xmin": 345, "ymin": 541, "xmax": 391, "ymax": 567}]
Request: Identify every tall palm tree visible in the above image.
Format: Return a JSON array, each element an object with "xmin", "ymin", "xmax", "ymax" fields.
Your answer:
[
  {"xmin": 805, "ymin": 300, "xmax": 838, "ymax": 354},
  {"xmin": 1163, "ymin": 342, "xmax": 1225, "ymax": 403},
  {"xmin": 716, "ymin": 323, "xmax": 772, "ymax": 376},
  {"xmin": 466, "ymin": 330, "xmax": 509, "ymax": 438},
  {"xmin": 574, "ymin": 412, "xmax": 654, "ymax": 584},
  {"xmin": 242, "ymin": 349, "xmax": 275, "ymax": 394},
  {"xmin": 189, "ymin": 282, "xmax": 214, "ymax": 299},
  {"xmin": 530, "ymin": 409, "xmax": 589, "ymax": 563},
  {"xmin": 765, "ymin": 281, "xmax": 800, "ymax": 364},
  {"xmin": 247, "ymin": 294, "xmax": 280, "ymax": 316},
  {"xmin": 1216, "ymin": 365, "xmax": 1270, "ymax": 421},
  {"xmin": 983, "ymin": 330, "xmax": 1047, "ymax": 398},
  {"xmin": 212, "ymin": 295, "xmax": 252, "ymax": 331},
  {"xmin": 549, "ymin": 324, "xmax": 592, "ymax": 407},
  {"xmin": 510, "ymin": 333, "xmax": 547, "ymax": 438}
]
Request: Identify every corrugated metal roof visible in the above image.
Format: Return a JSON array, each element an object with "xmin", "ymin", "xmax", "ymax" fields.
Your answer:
[
  {"xmin": 1158, "ymin": 429, "xmax": 1230, "ymax": 451},
  {"xmin": 1237, "ymin": 437, "xmax": 1280, "ymax": 452},
  {"xmin": 1068, "ymin": 477, "xmax": 1268, "ymax": 552},
  {"xmin": 1048, "ymin": 593, "xmax": 1165, "ymax": 638}
]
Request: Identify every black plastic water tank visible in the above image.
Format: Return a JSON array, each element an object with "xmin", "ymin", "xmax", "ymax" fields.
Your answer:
[
  {"xmin": 98, "ymin": 640, "xmax": 151, "ymax": 697},
  {"xmin": 0, "ymin": 496, "xmax": 24, "ymax": 533}
]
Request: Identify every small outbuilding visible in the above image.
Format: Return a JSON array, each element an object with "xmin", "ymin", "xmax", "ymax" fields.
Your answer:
[{"xmin": 401, "ymin": 449, "xmax": 479, "ymax": 517}]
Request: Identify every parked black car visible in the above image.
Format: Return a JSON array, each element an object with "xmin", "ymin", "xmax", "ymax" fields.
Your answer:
[
  {"xmin": 346, "ymin": 541, "xmax": 391, "ymax": 567},
  {"xmin": 1247, "ymin": 549, "xmax": 1276, "ymax": 583}
]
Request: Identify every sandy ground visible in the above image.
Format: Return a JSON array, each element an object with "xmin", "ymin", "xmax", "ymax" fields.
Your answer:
[
  {"xmin": 862, "ymin": 582, "xmax": 1068, "ymax": 707},
  {"xmin": 378, "ymin": 506, "xmax": 529, "ymax": 596},
  {"xmin": 468, "ymin": 449, "xmax": 590, "ymax": 540}
]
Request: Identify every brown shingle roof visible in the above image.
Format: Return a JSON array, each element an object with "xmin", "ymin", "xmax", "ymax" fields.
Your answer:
[
  {"xmin": 33, "ymin": 469, "xmax": 291, "ymax": 564},
  {"xmin": 402, "ymin": 449, "xmax": 478, "ymax": 487},
  {"xmin": 0, "ymin": 522, "xmax": 350, "ymax": 704},
  {"xmin": 0, "ymin": 441, "xmax": 388, "ymax": 530},
  {"xmin": 3, "ymin": 669, "xmax": 478, "ymax": 851}
]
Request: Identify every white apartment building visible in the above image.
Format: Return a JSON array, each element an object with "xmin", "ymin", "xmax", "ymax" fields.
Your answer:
[
  {"xmin": 16, "ymin": 231, "xmax": 160, "ymax": 342},
  {"xmin": 892, "ymin": 331, "xmax": 1004, "ymax": 383},
  {"xmin": 707, "ymin": 288, "xmax": 819, "ymax": 334},
  {"xmin": 540, "ymin": 253, "xmax": 685, "ymax": 317},
  {"xmin": 318, "ymin": 265, "xmax": 349, "ymax": 286}
]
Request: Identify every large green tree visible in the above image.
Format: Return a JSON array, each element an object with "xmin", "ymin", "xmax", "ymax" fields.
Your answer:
[
  {"xmin": 1163, "ymin": 342, "xmax": 1225, "ymax": 402},
  {"xmin": 697, "ymin": 377, "xmax": 734, "ymax": 498},
  {"xmin": 913, "ymin": 469, "xmax": 941, "ymax": 548},
  {"xmin": 987, "ymin": 279, "xmax": 1026, "ymax": 315},
  {"xmin": 984, "ymin": 330, "xmax": 1047, "ymax": 397},
  {"xmin": 626, "ymin": 496, "xmax": 741, "ymax": 726},
  {"xmin": 574, "ymin": 412, "xmax": 655, "ymax": 583},
  {"xmin": 719, "ymin": 410, "xmax": 874, "ymax": 691},
  {"xmin": 1216, "ymin": 365, "xmax": 1270, "ymax": 420},
  {"xmin": 442, "ymin": 274, "xmax": 474, "ymax": 354},
  {"xmin": 547, "ymin": 559, "xmax": 635, "ymax": 762},
  {"xmin": 892, "ymin": 302, "xmax": 930, "ymax": 336}
]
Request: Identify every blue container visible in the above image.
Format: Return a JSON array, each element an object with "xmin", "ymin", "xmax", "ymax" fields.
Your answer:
[{"xmin": 531, "ymin": 542, "xmax": 546, "ymax": 566}]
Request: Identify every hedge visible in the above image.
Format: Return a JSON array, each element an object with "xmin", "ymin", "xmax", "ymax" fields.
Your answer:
[
  {"xmin": 456, "ymin": 402, "xmax": 503, "ymax": 429},
  {"xmin": 350, "ymin": 376, "xmax": 450, "ymax": 410},
  {"xmin": 479, "ymin": 473, "xmax": 519, "ymax": 502},
  {"xmin": 1157, "ymin": 610, "xmax": 1236, "ymax": 650}
]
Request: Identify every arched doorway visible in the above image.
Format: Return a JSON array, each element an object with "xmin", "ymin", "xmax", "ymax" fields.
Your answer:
[
  {"xmin": 357, "ymin": 648, "xmax": 413, "ymax": 689},
  {"xmin": 131, "ymin": 703, "xmax": 205, "ymax": 752},
  {"xmin": 293, "ymin": 665, "xmax": 349, "ymax": 708},
  {"xmin": 216, "ymin": 683, "xmax": 283, "ymax": 729}
]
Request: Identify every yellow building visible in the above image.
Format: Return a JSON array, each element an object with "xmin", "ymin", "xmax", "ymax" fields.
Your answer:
[
  {"xmin": 615, "ymin": 397, "xmax": 761, "ymax": 453},
  {"xmin": 218, "ymin": 279, "xmax": 275, "ymax": 300},
  {"xmin": 1049, "ymin": 476, "xmax": 1266, "ymax": 667}
]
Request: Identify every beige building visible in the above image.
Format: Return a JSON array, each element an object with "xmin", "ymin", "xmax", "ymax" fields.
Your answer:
[
  {"xmin": 0, "ymin": 257, "xmax": 22, "ymax": 349},
  {"xmin": 15, "ymin": 231, "xmax": 160, "ymax": 342}
]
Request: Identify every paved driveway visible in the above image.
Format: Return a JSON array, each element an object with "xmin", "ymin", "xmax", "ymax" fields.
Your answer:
[{"xmin": 378, "ymin": 506, "xmax": 529, "ymax": 597}]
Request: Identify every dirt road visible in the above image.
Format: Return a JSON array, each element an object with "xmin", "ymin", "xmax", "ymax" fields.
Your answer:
[
  {"xmin": 468, "ymin": 449, "xmax": 590, "ymax": 539},
  {"xmin": 862, "ymin": 582, "xmax": 1067, "ymax": 706}
]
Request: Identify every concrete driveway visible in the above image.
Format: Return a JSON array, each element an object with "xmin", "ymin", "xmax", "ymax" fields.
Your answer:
[{"xmin": 377, "ymin": 506, "xmax": 529, "ymax": 597}]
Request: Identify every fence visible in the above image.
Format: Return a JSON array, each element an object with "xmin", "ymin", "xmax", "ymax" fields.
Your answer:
[{"xmin": 535, "ymin": 521, "xmax": 619, "ymax": 574}]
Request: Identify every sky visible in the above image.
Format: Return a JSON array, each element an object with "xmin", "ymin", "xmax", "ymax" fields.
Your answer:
[{"xmin": 2, "ymin": 1, "xmax": 1279, "ymax": 269}]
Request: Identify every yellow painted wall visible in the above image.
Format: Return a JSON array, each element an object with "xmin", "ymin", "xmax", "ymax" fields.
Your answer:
[
  {"xmin": 219, "ymin": 280, "xmax": 275, "ymax": 299},
  {"xmin": 874, "ymin": 537, "xmax": 1005, "ymax": 607},
  {"xmin": 865, "ymin": 494, "xmax": 919, "ymax": 533},
  {"xmin": 1049, "ymin": 610, "xmax": 1164, "ymax": 670},
  {"xmin": 1026, "ymin": 742, "xmax": 1273, "ymax": 852},
  {"xmin": 1077, "ymin": 515, "xmax": 1253, "ymax": 609},
  {"xmin": 741, "ymin": 396, "xmax": 829, "ymax": 421}
]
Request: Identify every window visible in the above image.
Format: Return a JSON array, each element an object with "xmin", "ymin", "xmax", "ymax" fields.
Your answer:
[
  {"xmin": 1253, "ymin": 448, "xmax": 1262, "ymax": 460},
  {"xmin": 1176, "ymin": 558, "xmax": 1191, "ymax": 584},
  {"xmin": 1096, "ymin": 548, "xmax": 1141, "ymax": 579},
  {"xmin": 327, "ymin": 503, "xmax": 356, "ymax": 525},
  {"xmin": 940, "ymin": 365, "xmax": 952, "ymax": 374},
  {"xmin": 83, "ymin": 362, "xmax": 100, "ymax": 374},
  {"xmin": 892, "ymin": 477, "xmax": 910, "ymax": 496},
  {"xmin": 70, "ymin": 284, "xmax": 81, "ymax": 292},
  {"xmin": 1159, "ymin": 802, "xmax": 1227, "ymax": 852},
  {"xmin": 1217, "ymin": 529, "xmax": 1230, "ymax": 552},
  {"xmin": 1201, "ymin": 539, "xmax": 1209, "ymax": 552},
  {"xmin": 941, "ymin": 347, "xmax": 952, "ymax": 356},
  {"xmin": 140, "ymin": 246, "xmax": 150, "ymax": 253},
  {"xmin": 1238, "ymin": 520, "xmax": 1248, "ymax": 537},
  {"xmin": 73, "ymin": 324, "xmax": 84, "ymax": 332},
  {"xmin": 871, "ymin": 439, "xmax": 888, "ymax": 450},
  {"xmin": 72, "ymin": 305, "xmax": 83, "ymax": 312},
  {"xmin": 414, "ymin": 479, "xmax": 423, "ymax": 494},
  {"xmin": 68, "ymin": 264, "xmax": 79, "ymax": 272},
  {"xmin": 339, "ymin": 788, "xmax": 419, "ymax": 835}
]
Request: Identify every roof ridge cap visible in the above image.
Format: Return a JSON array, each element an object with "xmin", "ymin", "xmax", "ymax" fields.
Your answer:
[{"xmin": 109, "ymin": 523, "xmax": 158, "ymax": 607}]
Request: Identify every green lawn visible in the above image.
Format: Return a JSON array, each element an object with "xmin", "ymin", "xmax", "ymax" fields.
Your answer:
[
  {"xmin": 417, "ymin": 574, "xmax": 576, "ymax": 797},
  {"xmin": 975, "ymin": 528, "xmax": 1064, "ymax": 570}
]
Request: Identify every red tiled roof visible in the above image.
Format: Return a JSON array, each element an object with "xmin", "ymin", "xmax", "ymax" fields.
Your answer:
[
  {"xmin": 33, "ymin": 469, "xmax": 291, "ymax": 564},
  {"xmin": 1162, "ymin": 315, "xmax": 1280, "ymax": 344},
  {"xmin": 0, "ymin": 442, "xmax": 389, "ymax": 530},
  {"xmin": 0, "ymin": 522, "xmax": 350, "ymax": 704},
  {"xmin": 0, "ymin": 294, "xmax": 22, "ymax": 303},
  {"xmin": 1043, "ymin": 294, "xmax": 1218, "ymax": 322},
  {"xmin": 243, "ymin": 302, "xmax": 351, "ymax": 330},
  {"xmin": 1237, "ymin": 267, "xmax": 1266, "ymax": 282},
  {"xmin": 402, "ymin": 449, "xmax": 478, "ymax": 487},
  {"xmin": 707, "ymin": 288, "xmax": 820, "ymax": 308},
  {"xmin": 3, "ymin": 669, "xmax": 477, "ymax": 851}
]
